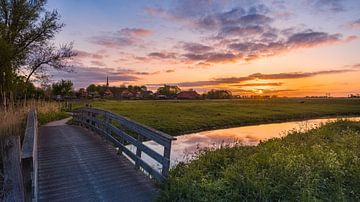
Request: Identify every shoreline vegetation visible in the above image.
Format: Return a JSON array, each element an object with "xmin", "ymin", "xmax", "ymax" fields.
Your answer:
[
  {"xmin": 158, "ymin": 120, "xmax": 360, "ymax": 201},
  {"xmin": 75, "ymin": 98, "xmax": 360, "ymax": 136}
]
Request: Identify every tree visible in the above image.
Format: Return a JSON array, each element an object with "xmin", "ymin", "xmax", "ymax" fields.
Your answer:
[
  {"xmin": 157, "ymin": 85, "xmax": 181, "ymax": 97},
  {"xmin": 206, "ymin": 90, "xmax": 232, "ymax": 99},
  {"xmin": 0, "ymin": 0, "xmax": 74, "ymax": 96},
  {"xmin": 52, "ymin": 80, "xmax": 73, "ymax": 96},
  {"xmin": 86, "ymin": 84, "xmax": 98, "ymax": 93},
  {"xmin": 24, "ymin": 42, "xmax": 76, "ymax": 83}
]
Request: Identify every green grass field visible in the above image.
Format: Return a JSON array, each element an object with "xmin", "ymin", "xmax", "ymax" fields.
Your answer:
[
  {"xmin": 76, "ymin": 98, "xmax": 360, "ymax": 136},
  {"xmin": 157, "ymin": 120, "xmax": 360, "ymax": 201}
]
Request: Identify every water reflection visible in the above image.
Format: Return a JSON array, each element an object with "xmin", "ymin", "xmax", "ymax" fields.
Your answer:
[{"xmin": 128, "ymin": 117, "xmax": 360, "ymax": 171}]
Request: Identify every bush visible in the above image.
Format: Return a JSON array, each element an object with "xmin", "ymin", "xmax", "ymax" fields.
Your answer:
[{"xmin": 158, "ymin": 120, "xmax": 360, "ymax": 201}]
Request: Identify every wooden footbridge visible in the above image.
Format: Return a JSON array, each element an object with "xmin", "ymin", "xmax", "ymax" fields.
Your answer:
[{"xmin": 7, "ymin": 108, "xmax": 175, "ymax": 202}]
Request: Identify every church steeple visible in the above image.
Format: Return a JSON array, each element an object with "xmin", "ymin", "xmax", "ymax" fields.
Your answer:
[{"xmin": 106, "ymin": 76, "xmax": 109, "ymax": 88}]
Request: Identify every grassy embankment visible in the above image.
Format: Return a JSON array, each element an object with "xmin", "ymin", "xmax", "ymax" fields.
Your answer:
[
  {"xmin": 77, "ymin": 98, "xmax": 360, "ymax": 136},
  {"xmin": 158, "ymin": 120, "xmax": 360, "ymax": 201}
]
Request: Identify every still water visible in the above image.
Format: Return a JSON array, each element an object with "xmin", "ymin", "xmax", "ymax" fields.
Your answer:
[{"xmin": 128, "ymin": 117, "xmax": 360, "ymax": 170}]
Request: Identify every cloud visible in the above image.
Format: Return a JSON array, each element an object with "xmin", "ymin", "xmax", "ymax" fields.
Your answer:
[
  {"xmin": 230, "ymin": 82, "xmax": 283, "ymax": 87},
  {"xmin": 89, "ymin": 27, "xmax": 152, "ymax": 48},
  {"xmin": 90, "ymin": 60, "xmax": 106, "ymax": 66},
  {"xmin": 113, "ymin": 68, "xmax": 160, "ymax": 76},
  {"xmin": 181, "ymin": 42, "xmax": 213, "ymax": 53},
  {"xmin": 305, "ymin": 0, "xmax": 345, "ymax": 12},
  {"xmin": 148, "ymin": 65, "xmax": 359, "ymax": 88},
  {"xmin": 165, "ymin": 68, "xmax": 176, "ymax": 73},
  {"xmin": 74, "ymin": 50, "xmax": 104, "ymax": 59},
  {"xmin": 226, "ymin": 30, "xmax": 342, "ymax": 61},
  {"xmin": 348, "ymin": 18, "xmax": 360, "ymax": 29},
  {"xmin": 148, "ymin": 52, "xmax": 177, "ymax": 59},
  {"xmin": 181, "ymin": 30, "xmax": 343, "ymax": 64},
  {"xmin": 286, "ymin": 31, "xmax": 341, "ymax": 48},
  {"xmin": 183, "ymin": 52, "xmax": 241, "ymax": 64},
  {"xmin": 165, "ymin": 2, "xmax": 347, "ymax": 64},
  {"xmin": 52, "ymin": 66, "xmax": 139, "ymax": 88},
  {"xmin": 144, "ymin": 1, "xmax": 355, "ymax": 65},
  {"xmin": 118, "ymin": 28, "xmax": 153, "ymax": 37},
  {"xmin": 232, "ymin": 88, "xmax": 296, "ymax": 95},
  {"xmin": 90, "ymin": 36, "xmax": 137, "ymax": 48}
]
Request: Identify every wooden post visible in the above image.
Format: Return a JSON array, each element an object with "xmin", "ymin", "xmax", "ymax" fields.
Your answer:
[
  {"xmin": 91, "ymin": 112, "xmax": 96, "ymax": 130},
  {"xmin": 162, "ymin": 142, "xmax": 171, "ymax": 178},
  {"xmin": 1, "ymin": 136, "xmax": 25, "ymax": 202},
  {"xmin": 135, "ymin": 135, "xmax": 143, "ymax": 170},
  {"xmin": 22, "ymin": 110, "xmax": 38, "ymax": 202}
]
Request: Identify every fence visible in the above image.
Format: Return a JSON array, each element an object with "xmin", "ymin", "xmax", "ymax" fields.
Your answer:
[{"xmin": 73, "ymin": 107, "xmax": 176, "ymax": 182}]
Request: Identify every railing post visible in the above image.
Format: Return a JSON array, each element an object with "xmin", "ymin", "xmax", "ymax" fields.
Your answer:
[
  {"xmin": 73, "ymin": 107, "xmax": 175, "ymax": 182},
  {"xmin": 91, "ymin": 112, "xmax": 96, "ymax": 129},
  {"xmin": 135, "ymin": 135, "xmax": 143, "ymax": 170},
  {"xmin": 162, "ymin": 141, "xmax": 172, "ymax": 178}
]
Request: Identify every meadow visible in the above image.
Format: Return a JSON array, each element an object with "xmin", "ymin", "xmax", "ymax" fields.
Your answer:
[
  {"xmin": 157, "ymin": 120, "xmax": 360, "ymax": 201},
  {"xmin": 78, "ymin": 98, "xmax": 360, "ymax": 136}
]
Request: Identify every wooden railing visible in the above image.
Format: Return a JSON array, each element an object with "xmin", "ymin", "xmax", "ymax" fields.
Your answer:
[
  {"xmin": 21, "ymin": 109, "xmax": 38, "ymax": 202},
  {"xmin": 73, "ymin": 107, "xmax": 176, "ymax": 182},
  {"xmin": 1, "ymin": 109, "xmax": 38, "ymax": 202}
]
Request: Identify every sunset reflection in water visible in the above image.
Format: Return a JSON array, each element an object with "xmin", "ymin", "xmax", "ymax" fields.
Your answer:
[{"xmin": 128, "ymin": 117, "xmax": 360, "ymax": 171}]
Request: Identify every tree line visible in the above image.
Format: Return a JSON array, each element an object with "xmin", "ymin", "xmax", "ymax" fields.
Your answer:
[{"xmin": 46, "ymin": 81, "xmax": 233, "ymax": 100}]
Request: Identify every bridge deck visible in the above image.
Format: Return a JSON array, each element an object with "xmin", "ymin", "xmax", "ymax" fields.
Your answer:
[{"xmin": 38, "ymin": 122, "xmax": 158, "ymax": 202}]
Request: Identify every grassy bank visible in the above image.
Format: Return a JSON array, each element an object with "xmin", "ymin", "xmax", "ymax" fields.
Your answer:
[
  {"xmin": 158, "ymin": 120, "xmax": 360, "ymax": 201},
  {"xmin": 77, "ymin": 98, "xmax": 360, "ymax": 135}
]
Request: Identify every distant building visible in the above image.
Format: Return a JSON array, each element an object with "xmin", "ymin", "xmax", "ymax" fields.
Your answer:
[
  {"xmin": 103, "ymin": 76, "xmax": 113, "ymax": 97},
  {"xmin": 177, "ymin": 90, "xmax": 200, "ymax": 99},
  {"xmin": 120, "ymin": 90, "xmax": 134, "ymax": 99}
]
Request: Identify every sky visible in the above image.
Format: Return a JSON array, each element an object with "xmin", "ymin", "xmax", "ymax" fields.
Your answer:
[{"xmin": 47, "ymin": 0, "xmax": 360, "ymax": 97}]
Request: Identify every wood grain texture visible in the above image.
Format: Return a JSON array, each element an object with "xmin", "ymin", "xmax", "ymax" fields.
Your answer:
[
  {"xmin": 38, "ymin": 124, "xmax": 158, "ymax": 202},
  {"xmin": 73, "ymin": 108, "xmax": 175, "ymax": 181}
]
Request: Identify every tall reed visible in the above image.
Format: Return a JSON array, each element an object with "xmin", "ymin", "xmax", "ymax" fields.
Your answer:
[{"xmin": 0, "ymin": 100, "xmax": 64, "ymax": 199}]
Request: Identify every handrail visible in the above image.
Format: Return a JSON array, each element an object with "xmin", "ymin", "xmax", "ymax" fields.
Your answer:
[
  {"xmin": 73, "ymin": 107, "xmax": 176, "ymax": 182},
  {"xmin": 21, "ymin": 109, "xmax": 38, "ymax": 202}
]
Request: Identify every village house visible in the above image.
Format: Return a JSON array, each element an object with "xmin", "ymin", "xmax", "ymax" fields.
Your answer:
[{"xmin": 177, "ymin": 90, "xmax": 200, "ymax": 99}]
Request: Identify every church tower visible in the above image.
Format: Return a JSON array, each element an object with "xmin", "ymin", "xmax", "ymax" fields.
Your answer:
[{"xmin": 104, "ymin": 76, "xmax": 113, "ymax": 97}]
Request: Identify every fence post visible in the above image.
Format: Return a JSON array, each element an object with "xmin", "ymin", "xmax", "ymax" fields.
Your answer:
[
  {"xmin": 162, "ymin": 142, "xmax": 171, "ymax": 178},
  {"xmin": 91, "ymin": 112, "xmax": 96, "ymax": 129},
  {"xmin": 134, "ymin": 135, "xmax": 143, "ymax": 170},
  {"xmin": 1, "ymin": 136, "xmax": 25, "ymax": 202}
]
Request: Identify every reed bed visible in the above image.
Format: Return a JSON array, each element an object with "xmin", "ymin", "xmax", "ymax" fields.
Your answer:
[{"xmin": 0, "ymin": 101, "xmax": 63, "ymax": 138}]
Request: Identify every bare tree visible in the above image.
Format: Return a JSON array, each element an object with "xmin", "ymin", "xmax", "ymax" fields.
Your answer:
[{"xmin": 24, "ymin": 42, "xmax": 76, "ymax": 83}]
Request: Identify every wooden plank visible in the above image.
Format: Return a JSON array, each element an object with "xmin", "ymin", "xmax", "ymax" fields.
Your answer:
[
  {"xmin": 22, "ymin": 110, "xmax": 37, "ymax": 159},
  {"xmin": 37, "ymin": 124, "xmax": 158, "ymax": 201},
  {"xmin": 1, "ymin": 135, "xmax": 25, "ymax": 202},
  {"xmin": 21, "ymin": 109, "xmax": 38, "ymax": 202}
]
